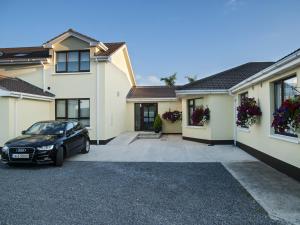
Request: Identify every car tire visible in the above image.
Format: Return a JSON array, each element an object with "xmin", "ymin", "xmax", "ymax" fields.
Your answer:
[
  {"xmin": 81, "ymin": 139, "xmax": 90, "ymax": 154},
  {"xmin": 55, "ymin": 147, "xmax": 64, "ymax": 167}
]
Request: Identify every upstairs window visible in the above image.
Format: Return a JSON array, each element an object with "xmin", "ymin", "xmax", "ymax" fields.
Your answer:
[{"xmin": 56, "ymin": 50, "xmax": 90, "ymax": 73}]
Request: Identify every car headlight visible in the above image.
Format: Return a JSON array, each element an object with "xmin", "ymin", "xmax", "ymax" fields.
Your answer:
[
  {"xmin": 37, "ymin": 145, "xmax": 54, "ymax": 151},
  {"xmin": 2, "ymin": 145, "xmax": 9, "ymax": 153}
]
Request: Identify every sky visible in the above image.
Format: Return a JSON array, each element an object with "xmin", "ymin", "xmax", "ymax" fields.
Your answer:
[{"xmin": 1, "ymin": 0, "xmax": 300, "ymax": 85}]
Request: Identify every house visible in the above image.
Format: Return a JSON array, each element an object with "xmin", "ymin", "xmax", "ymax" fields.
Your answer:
[
  {"xmin": 0, "ymin": 29, "xmax": 135, "ymax": 145},
  {"xmin": 0, "ymin": 29, "xmax": 299, "ymax": 180},
  {"xmin": 230, "ymin": 49, "xmax": 300, "ymax": 180}
]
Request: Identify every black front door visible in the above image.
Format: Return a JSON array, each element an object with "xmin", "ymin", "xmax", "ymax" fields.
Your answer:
[{"xmin": 134, "ymin": 103, "xmax": 157, "ymax": 131}]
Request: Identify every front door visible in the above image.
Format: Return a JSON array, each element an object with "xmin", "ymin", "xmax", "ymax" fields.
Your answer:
[{"xmin": 134, "ymin": 103, "xmax": 158, "ymax": 131}]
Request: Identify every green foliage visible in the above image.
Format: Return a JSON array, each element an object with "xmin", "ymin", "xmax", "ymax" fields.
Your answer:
[
  {"xmin": 153, "ymin": 114, "xmax": 162, "ymax": 132},
  {"xmin": 160, "ymin": 73, "xmax": 177, "ymax": 87},
  {"xmin": 185, "ymin": 75, "xmax": 197, "ymax": 83}
]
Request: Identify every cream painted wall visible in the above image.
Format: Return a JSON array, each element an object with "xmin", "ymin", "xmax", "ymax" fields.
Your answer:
[
  {"xmin": 181, "ymin": 96, "xmax": 212, "ymax": 140},
  {"xmin": 0, "ymin": 65, "xmax": 43, "ymax": 89},
  {"xmin": 158, "ymin": 101, "xmax": 182, "ymax": 133},
  {"xmin": 126, "ymin": 101, "xmax": 182, "ymax": 133},
  {"xmin": 235, "ymin": 67, "xmax": 300, "ymax": 168},
  {"xmin": 0, "ymin": 97, "xmax": 53, "ymax": 146},
  {"xmin": 181, "ymin": 94, "xmax": 234, "ymax": 141},
  {"xmin": 103, "ymin": 62, "xmax": 132, "ymax": 139}
]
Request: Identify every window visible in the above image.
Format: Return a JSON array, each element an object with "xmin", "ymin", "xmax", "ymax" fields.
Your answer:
[
  {"xmin": 273, "ymin": 75, "xmax": 298, "ymax": 136},
  {"xmin": 240, "ymin": 92, "xmax": 248, "ymax": 104},
  {"xmin": 56, "ymin": 50, "xmax": 90, "ymax": 73},
  {"xmin": 274, "ymin": 76, "xmax": 298, "ymax": 110},
  {"xmin": 187, "ymin": 98, "xmax": 204, "ymax": 126},
  {"xmin": 55, "ymin": 99, "xmax": 90, "ymax": 127}
]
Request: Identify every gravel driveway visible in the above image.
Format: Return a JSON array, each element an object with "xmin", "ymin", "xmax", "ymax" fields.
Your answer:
[{"xmin": 0, "ymin": 162, "xmax": 284, "ymax": 225}]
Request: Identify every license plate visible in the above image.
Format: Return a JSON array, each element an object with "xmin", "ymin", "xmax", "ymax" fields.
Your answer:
[{"xmin": 12, "ymin": 154, "xmax": 30, "ymax": 159}]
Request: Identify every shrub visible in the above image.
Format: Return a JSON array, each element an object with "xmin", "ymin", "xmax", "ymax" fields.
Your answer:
[
  {"xmin": 236, "ymin": 97, "xmax": 262, "ymax": 127},
  {"xmin": 153, "ymin": 114, "xmax": 162, "ymax": 133}
]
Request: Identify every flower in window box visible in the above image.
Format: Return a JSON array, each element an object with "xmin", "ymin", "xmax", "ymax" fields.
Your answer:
[
  {"xmin": 191, "ymin": 106, "xmax": 210, "ymax": 125},
  {"xmin": 162, "ymin": 110, "xmax": 182, "ymax": 123},
  {"xmin": 272, "ymin": 96, "xmax": 300, "ymax": 135},
  {"xmin": 236, "ymin": 97, "xmax": 262, "ymax": 127}
]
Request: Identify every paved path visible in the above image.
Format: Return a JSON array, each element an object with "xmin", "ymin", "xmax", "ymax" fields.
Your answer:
[
  {"xmin": 70, "ymin": 135, "xmax": 256, "ymax": 162},
  {"xmin": 0, "ymin": 162, "xmax": 284, "ymax": 225}
]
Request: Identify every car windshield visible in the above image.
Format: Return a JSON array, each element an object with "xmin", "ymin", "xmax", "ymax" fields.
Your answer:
[{"xmin": 25, "ymin": 122, "xmax": 66, "ymax": 135}]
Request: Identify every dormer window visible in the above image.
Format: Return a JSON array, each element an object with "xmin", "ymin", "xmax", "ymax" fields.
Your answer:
[{"xmin": 56, "ymin": 50, "xmax": 90, "ymax": 73}]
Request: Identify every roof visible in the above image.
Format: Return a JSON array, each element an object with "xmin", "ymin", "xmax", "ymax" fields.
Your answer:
[
  {"xmin": 0, "ymin": 76, "xmax": 55, "ymax": 97},
  {"xmin": 177, "ymin": 62, "xmax": 274, "ymax": 91},
  {"xmin": 0, "ymin": 46, "xmax": 49, "ymax": 60},
  {"xmin": 127, "ymin": 86, "xmax": 177, "ymax": 99},
  {"xmin": 44, "ymin": 28, "xmax": 99, "ymax": 44},
  {"xmin": 95, "ymin": 42, "xmax": 125, "ymax": 57},
  {"xmin": 0, "ymin": 42, "xmax": 125, "ymax": 60}
]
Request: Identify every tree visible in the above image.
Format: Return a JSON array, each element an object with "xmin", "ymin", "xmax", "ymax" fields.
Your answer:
[
  {"xmin": 160, "ymin": 73, "xmax": 176, "ymax": 87},
  {"xmin": 185, "ymin": 75, "xmax": 197, "ymax": 83}
]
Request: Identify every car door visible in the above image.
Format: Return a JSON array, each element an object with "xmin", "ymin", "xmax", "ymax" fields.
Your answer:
[
  {"xmin": 64, "ymin": 122, "xmax": 78, "ymax": 156},
  {"xmin": 72, "ymin": 122, "xmax": 85, "ymax": 152}
]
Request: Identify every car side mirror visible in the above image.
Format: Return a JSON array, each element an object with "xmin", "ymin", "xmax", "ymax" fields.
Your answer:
[{"xmin": 21, "ymin": 130, "xmax": 26, "ymax": 135}]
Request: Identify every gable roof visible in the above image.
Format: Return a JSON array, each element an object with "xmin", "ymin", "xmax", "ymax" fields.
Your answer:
[
  {"xmin": 177, "ymin": 62, "xmax": 274, "ymax": 91},
  {"xmin": 127, "ymin": 86, "xmax": 177, "ymax": 99},
  {"xmin": 44, "ymin": 28, "xmax": 99, "ymax": 45},
  {"xmin": 95, "ymin": 42, "xmax": 125, "ymax": 57},
  {"xmin": 230, "ymin": 48, "xmax": 300, "ymax": 93},
  {"xmin": 0, "ymin": 75, "xmax": 54, "ymax": 97}
]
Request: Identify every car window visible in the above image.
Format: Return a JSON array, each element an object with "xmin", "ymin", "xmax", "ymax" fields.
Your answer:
[
  {"xmin": 66, "ymin": 122, "xmax": 74, "ymax": 131},
  {"xmin": 26, "ymin": 122, "xmax": 66, "ymax": 135}
]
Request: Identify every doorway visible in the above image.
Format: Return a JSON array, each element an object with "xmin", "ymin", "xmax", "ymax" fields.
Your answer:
[{"xmin": 134, "ymin": 103, "xmax": 158, "ymax": 131}]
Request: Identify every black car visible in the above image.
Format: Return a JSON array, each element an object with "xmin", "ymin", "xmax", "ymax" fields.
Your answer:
[{"xmin": 1, "ymin": 121, "xmax": 90, "ymax": 166}]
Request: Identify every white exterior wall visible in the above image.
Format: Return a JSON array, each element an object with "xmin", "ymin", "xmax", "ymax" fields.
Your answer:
[{"xmin": 235, "ymin": 67, "xmax": 300, "ymax": 168}]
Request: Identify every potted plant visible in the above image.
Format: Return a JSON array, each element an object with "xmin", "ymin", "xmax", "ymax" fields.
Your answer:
[
  {"xmin": 191, "ymin": 106, "xmax": 210, "ymax": 125},
  {"xmin": 272, "ymin": 96, "xmax": 300, "ymax": 135},
  {"xmin": 162, "ymin": 110, "xmax": 182, "ymax": 123},
  {"xmin": 236, "ymin": 97, "xmax": 262, "ymax": 127},
  {"xmin": 153, "ymin": 114, "xmax": 162, "ymax": 133}
]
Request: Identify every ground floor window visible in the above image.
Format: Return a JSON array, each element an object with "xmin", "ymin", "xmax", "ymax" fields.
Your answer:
[
  {"xmin": 55, "ymin": 99, "xmax": 90, "ymax": 127},
  {"xmin": 273, "ymin": 75, "xmax": 298, "ymax": 136},
  {"xmin": 187, "ymin": 98, "xmax": 203, "ymax": 126}
]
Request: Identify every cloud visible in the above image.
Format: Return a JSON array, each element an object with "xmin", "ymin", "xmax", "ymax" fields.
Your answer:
[
  {"xmin": 136, "ymin": 74, "xmax": 163, "ymax": 86},
  {"xmin": 225, "ymin": 0, "xmax": 242, "ymax": 10}
]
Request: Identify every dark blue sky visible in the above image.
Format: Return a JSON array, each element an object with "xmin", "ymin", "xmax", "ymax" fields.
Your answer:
[{"xmin": 1, "ymin": 0, "xmax": 300, "ymax": 85}]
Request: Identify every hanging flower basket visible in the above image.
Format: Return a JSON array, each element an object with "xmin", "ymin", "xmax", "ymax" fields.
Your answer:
[
  {"xmin": 272, "ymin": 96, "xmax": 300, "ymax": 135},
  {"xmin": 162, "ymin": 110, "xmax": 182, "ymax": 123},
  {"xmin": 236, "ymin": 97, "xmax": 262, "ymax": 127},
  {"xmin": 191, "ymin": 106, "xmax": 210, "ymax": 125}
]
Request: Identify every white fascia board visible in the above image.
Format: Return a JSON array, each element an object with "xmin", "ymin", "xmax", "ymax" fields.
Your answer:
[
  {"xmin": 126, "ymin": 98, "xmax": 178, "ymax": 102},
  {"xmin": 0, "ymin": 58, "xmax": 48, "ymax": 65},
  {"xmin": 176, "ymin": 89, "xmax": 228, "ymax": 96},
  {"xmin": 0, "ymin": 89, "xmax": 10, "ymax": 96},
  {"xmin": 44, "ymin": 31, "xmax": 100, "ymax": 48},
  {"xmin": 9, "ymin": 92, "xmax": 54, "ymax": 101},
  {"xmin": 230, "ymin": 50, "xmax": 300, "ymax": 94},
  {"xmin": 97, "ymin": 42, "xmax": 108, "ymax": 51}
]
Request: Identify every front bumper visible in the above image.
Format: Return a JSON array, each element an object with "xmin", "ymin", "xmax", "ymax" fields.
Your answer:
[{"xmin": 1, "ymin": 147, "xmax": 56, "ymax": 164}]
